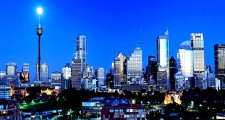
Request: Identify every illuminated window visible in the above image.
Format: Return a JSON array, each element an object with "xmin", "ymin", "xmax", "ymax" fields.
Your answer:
[{"xmin": 110, "ymin": 109, "xmax": 114, "ymax": 113}]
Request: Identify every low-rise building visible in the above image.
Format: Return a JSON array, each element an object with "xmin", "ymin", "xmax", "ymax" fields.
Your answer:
[
  {"xmin": 102, "ymin": 104, "xmax": 147, "ymax": 120},
  {"xmin": 0, "ymin": 99, "xmax": 21, "ymax": 120}
]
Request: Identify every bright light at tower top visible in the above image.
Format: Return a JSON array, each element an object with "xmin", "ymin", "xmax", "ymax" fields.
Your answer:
[{"xmin": 37, "ymin": 7, "xmax": 43, "ymax": 15}]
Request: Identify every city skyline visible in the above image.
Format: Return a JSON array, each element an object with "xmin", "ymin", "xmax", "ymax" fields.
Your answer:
[{"xmin": 1, "ymin": 0, "xmax": 225, "ymax": 81}]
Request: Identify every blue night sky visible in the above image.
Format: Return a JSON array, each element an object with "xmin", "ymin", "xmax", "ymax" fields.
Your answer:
[{"xmin": 0, "ymin": 0, "xmax": 225, "ymax": 82}]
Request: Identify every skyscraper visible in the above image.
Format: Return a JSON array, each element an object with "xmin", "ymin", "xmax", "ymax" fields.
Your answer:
[
  {"xmin": 76, "ymin": 35, "xmax": 86, "ymax": 72},
  {"xmin": 169, "ymin": 57, "xmax": 177, "ymax": 91},
  {"xmin": 177, "ymin": 40, "xmax": 194, "ymax": 89},
  {"xmin": 157, "ymin": 30, "xmax": 169, "ymax": 91},
  {"xmin": 191, "ymin": 33, "xmax": 205, "ymax": 88},
  {"xmin": 6, "ymin": 62, "xmax": 17, "ymax": 76},
  {"xmin": 71, "ymin": 58, "xmax": 82, "ymax": 90},
  {"xmin": 51, "ymin": 71, "xmax": 62, "ymax": 89},
  {"xmin": 114, "ymin": 53, "xmax": 127, "ymax": 87},
  {"xmin": 35, "ymin": 63, "xmax": 49, "ymax": 83},
  {"xmin": 177, "ymin": 40, "xmax": 194, "ymax": 77},
  {"xmin": 96, "ymin": 68, "xmax": 105, "ymax": 88},
  {"xmin": 62, "ymin": 63, "xmax": 72, "ymax": 80},
  {"xmin": 61, "ymin": 63, "xmax": 72, "ymax": 90},
  {"xmin": 214, "ymin": 44, "xmax": 225, "ymax": 89},
  {"xmin": 126, "ymin": 47, "xmax": 143, "ymax": 84}
]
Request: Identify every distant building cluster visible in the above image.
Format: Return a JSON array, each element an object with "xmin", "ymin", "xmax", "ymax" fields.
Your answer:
[{"xmin": 0, "ymin": 31, "xmax": 225, "ymax": 95}]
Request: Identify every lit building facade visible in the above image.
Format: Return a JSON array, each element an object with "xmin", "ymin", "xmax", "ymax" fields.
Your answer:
[
  {"xmin": 0, "ymin": 99, "xmax": 21, "ymax": 120},
  {"xmin": 102, "ymin": 104, "xmax": 147, "ymax": 120},
  {"xmin": 76, "ymin": 35, "xmax": 86, "ymax": 72},
  {"xmin": 51, "ymin": 71, "xmax": 61, "ymax": 89},
  {"xmin": 20, "ymin": 63, "xmax": 30, "ymax": 87},
  {"xmin": 83, "ymin": 66, "xmax": 94, "ymax": 78},
  {"xmin": 96, "ymin": 68, "xmax": 105, "ymax": 88},
  {"xmin": 71, "ymin": 58, "xmax": 82, "ymax": 90},
  {"xmin": 61, "ymin": 63, "xmax": 72, "ymax": 91},
  {"xmin": 177, "ymin": 40, "xmax": 194, "ymax": 89},
  {"xmin": 6, "ymin": 63, "xmax": 17, "ymax": 76},
  {"xmin": 214, "ymin": 44, "xmax": 225, "ymax": 89},
  {"xmin": 177, "ymin": 40, "xmax": 194, "ymax": 77},
  {"xmin": 191, "ymin": 33, "xmax": 205, "ymax": 88},
  {"xmin": 157, "ymin": 30, "xmax": 169, "ymax": 91},
  {"xmin": 35, "ymin": 63, "xmax": 49, "ymax": 83},
  {"xmin": 0, "ymin": 84, "xmax": 10, "ymax": 99},
  {"xmin": 114, "ymin": 53, "xmax": 127, "ymax": 87},
  {"xmin": 126, "ymin": 47, "xmax": 143, "ymax": 84}
]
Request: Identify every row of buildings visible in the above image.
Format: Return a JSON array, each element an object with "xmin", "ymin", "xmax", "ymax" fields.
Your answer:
[{"xmin": 1, "ymin": 32, "xmax": 225, "ymax": 93}]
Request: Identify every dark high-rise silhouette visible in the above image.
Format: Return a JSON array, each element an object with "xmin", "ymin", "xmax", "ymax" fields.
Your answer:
[
  {"xmin": 169, "ymin": 56, "xmax": 177, "ymax": 91},
  {"xmin": 36, "ymin": 18, "xmax": 42, "ymax": 83}
]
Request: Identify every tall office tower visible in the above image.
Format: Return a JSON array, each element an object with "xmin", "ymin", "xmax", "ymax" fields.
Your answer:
[
  {"xmin": 145, "ymin": 56, "xmax": 156, "ymax": 80},
  {"xmin": 51, "ymin": 71, "xmax": 62, "ymax": 89},
  {"xmin": 157, "ymin": 30, "xmax": 169, "ymax": 90},
  {"xmin": 96, "ymin": 68, "xmax": 105, "ymax": 88},
  {"xmin": 61, "ymin": 63, "xmax": 72, "ymax": 90},
  {"xmin": 20, "ymin": 63, "xmax": 30, "ymax": 87},
  {"xmin": 177, "ymin": 40, "xmax": 194, "ymax": 88},
  {"xmin": 35, "ymin": 63, "xmax": 49, "ymax": 83},
  {"xmin": 177, "ymin": 40, "xmax": 194, "ymax": 77},
  {"xmin": 76, "ymin": 35, "xmax": 86, "ymax": 72},
  {"xmin": 114, "ymin": 53, "xmax": 127, "ymax": 87},
  {"xmin": 214, "ymin": 44, "xmax": 225, "ymax": 89},
  {"xmin": 71, "ymin": 58, "xmax": 82, "ymax": 90},
  {"xmin": 169, "ymin": 57, "xmax": 177, "ymax": 91},
  {"xmin": 126, "ymin": 47, "xmax": 143, "ymax": 84},
  {"xmin": 83, "ymin": 66, "xmax": 94, "ymax": 78},
  {"xmin": 191, "ymin": 33, "xmax": 205, "ymax": 88},
  {"xmin": 6, "ymin": 62, "xmax": 17, "ymax": 75}
]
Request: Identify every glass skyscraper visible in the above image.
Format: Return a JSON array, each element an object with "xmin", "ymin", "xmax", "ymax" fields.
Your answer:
[
  {"xmin": 114, "ymin": 53, "xmax": 127, "ymax": 87},
  {"xmin": 126, "ymin": 47, "xmax": 142, "ymax": 84},
  {"xmin": 76, "ymin": 35, "xmax": 86, "ymax": 72},
  {"xmin": 214, "ymin": 44, "xmax": 225, "ymax": 89},
  {"xmin": 35, "ymin": 63, "xmax": 49, "ymax": 83},
  {"xmin": 96, "ymin": 68, "xmax": 105, "ymax": 88},
  {"xmin": 157, "ymin": 30, "xmax": 169, "ymax": 91},
  {"xmin": 177, "ymin": 40, "xmax": 194, "ymax": 78},
  {"xmin": 61, "ymin": 63, "xmax": 72, "ymax": 90}
]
